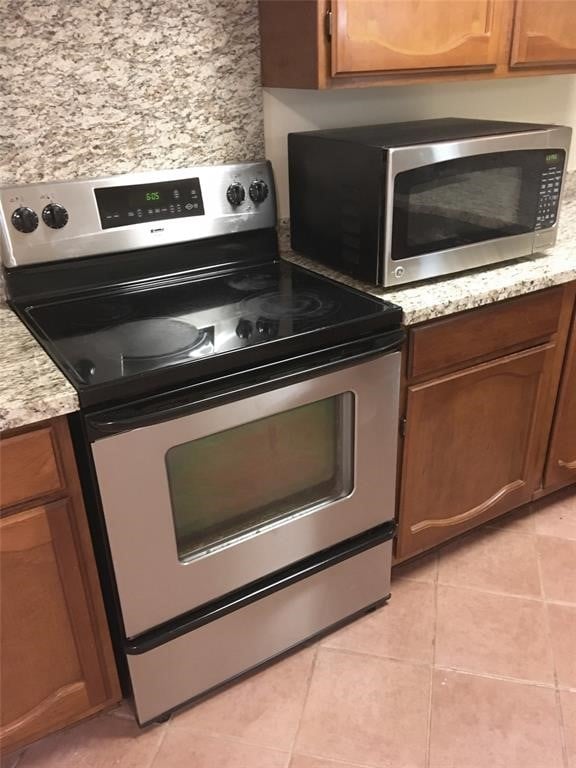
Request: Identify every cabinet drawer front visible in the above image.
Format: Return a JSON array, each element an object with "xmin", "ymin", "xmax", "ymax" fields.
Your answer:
[
  {"xmin": 0, "ymin": 425, "xmax": 64, "ymax": 510},
  {"xmin": 409, "ymin": 287, "xmax": 563, "ymax": 380}
]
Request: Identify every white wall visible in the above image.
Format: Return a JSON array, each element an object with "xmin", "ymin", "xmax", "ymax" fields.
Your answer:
[{"xmin": 264, "ymin": 75, "xmax": 576, "ymax": 219}]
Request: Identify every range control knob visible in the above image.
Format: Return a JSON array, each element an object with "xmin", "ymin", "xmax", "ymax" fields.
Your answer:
[
  {"xmin": 236, "ymin": 319, "xmax": 253, "ymax": 339},
  {"xmin": 42, "ymin": 203, "xmax": 69, "ymax": 229},
  {"xmin": 11, "ymin": 206, "xmax": 39, "ymax": 234},
  {"xmin": 226, "ymin": 183, "xmax": 245, "ymax": 207},
  {"xmin": 249, "ymin": 180, "xmax": 269, "ymax": 204},
  {"xmin": 256, "ymin": 316, "xmax": 279, "ymax": 339}
]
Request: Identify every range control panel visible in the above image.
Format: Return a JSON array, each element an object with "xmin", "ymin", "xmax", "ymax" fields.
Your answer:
[
  {"xmin": 95, "ymin": 178, "xmax": 205, "ymax": 229},
  {"xmin": 535, "ymin": 154, "xmax": 565, "ymax": 230},
  {"xmin": 0, "ymin": 161, "xmax": 276, "ymax": 269}
]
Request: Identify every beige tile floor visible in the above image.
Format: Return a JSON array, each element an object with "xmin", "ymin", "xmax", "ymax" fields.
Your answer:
[{"xmin": 4, "ymin": 486, "xmax": 576, "ymax": 768}]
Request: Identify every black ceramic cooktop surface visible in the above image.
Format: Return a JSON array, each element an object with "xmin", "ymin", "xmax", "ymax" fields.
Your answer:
[{"xmin": 21, "ymin": 260, "xmax": 402, "ymax": 405}]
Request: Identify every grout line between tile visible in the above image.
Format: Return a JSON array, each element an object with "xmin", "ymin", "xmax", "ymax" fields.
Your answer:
[
  {"xmin": 535, "ymin": 531, "xmax": 571, "ymax": 768},
  {"xmin": 157, "ymin": 727, "xmax": 292, "ymax": 761},
  {"xmin": 147, "ymin": 719, "xmax": 171, "ymax": 768},
  {"xmin": 291, "ymin": 747, "xmax": 395, "ymax": 768},
  {"xmin": 435, "ymin": 579, "xmax": 545, "ymax": 603},
  {"xmin": 318, "ymin": 642, "xmax": 432, "ymax": 669},
  {"xmin": 433, "ymin": 664, "xmax": 557, "ymax": 690},
  {"xmin": 288, "ymin": 642, "xmax": 320, "ymax": 759},
  {"xmin": 424, "ymin": 563, "xmax": 439, "ymax": 768},
  {"xmin": 556, "ymin": 688, "xmax": 570, "ymax": 768},
  {"xmin": 4, "ymin": 750, "xmax": 24, "ymax": 768}
]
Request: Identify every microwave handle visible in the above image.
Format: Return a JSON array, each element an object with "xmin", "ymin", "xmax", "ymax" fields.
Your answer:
[{"xmin": 86, "ymin": 329, "xmax": 405, "ymax": 439}]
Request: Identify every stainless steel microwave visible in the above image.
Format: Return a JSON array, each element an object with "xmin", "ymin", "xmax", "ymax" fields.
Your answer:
[{"xmin": 288, "ymin": 118, "xmax": 572, "ymax": 288}]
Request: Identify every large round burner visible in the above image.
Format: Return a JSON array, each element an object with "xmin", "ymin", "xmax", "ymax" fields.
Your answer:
[
  {"xmin": 71, "ymin": 301, "xmax": 134, "ymax": 333},
  {"xmin": 117, "ymin": 318, "xmax": 202, "ymax": 360},
  {"xmin": 243, "ymin": 291, "xmax": 335, "ymax": 319},
  {"xmin": 228, "ymin": 273, "xmax": 276, "ymax": 292}
]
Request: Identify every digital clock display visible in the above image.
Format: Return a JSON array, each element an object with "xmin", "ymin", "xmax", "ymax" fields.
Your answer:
[
  {"xmin": 95, "ymin": 178, "xmax": 204, "ymax": 229},
  {"xmin": 546, "ymin": 152, "xmax": 560, "ymax": 163}
]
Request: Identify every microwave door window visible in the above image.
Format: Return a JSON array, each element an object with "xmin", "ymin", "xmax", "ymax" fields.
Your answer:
[
  {"xmin": 391, "ymin": 149, "xmax": 562, "ymax": 260},
  {"xmin": 165, "ymin": 393, "xmax": 354, "ymax": 562}
]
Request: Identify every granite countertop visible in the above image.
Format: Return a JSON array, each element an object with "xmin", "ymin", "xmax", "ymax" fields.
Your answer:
[
  {"xmin": 0, "ymin": 304, "xmax": 78, "ymax": 432},
  {"xmin": 1, "ymin": 175, "xmax": 575, "ymax": 433},
  {"xmin": 281, "ymin": 173, "xmax": 576, "ymax": 326}
]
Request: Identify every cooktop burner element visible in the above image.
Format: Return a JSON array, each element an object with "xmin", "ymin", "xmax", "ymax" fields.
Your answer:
[
  {"xmin": 116, "ymin": 318, "xmax": 202, "ymax": 361},
  {"xmin": 242, "ymin": 291, "xmax": 334, "ymax": 319},
  {"xmin": 228, "ymin": 273, "xmax": 277, "ymax": 292}
]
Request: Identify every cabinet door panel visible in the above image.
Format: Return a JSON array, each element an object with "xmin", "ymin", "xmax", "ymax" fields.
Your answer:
[
  {"xmin": 0, "ymin": 500, "xmax": 107, "ymax": 752},
  {"xmin": 332, "ymin": 0, "xmax": 507, "ymax": 75},
  {"xmin": 397, "ymin": 345, "xmax": 553, "ymax": 558},
  {"xmin": 511, "ymin": 0, "xmax": 576, "ymax": 67},
  {"xmin": 544, "ymin": 315, "xmax": 576, "ymax": 489},
  {"xmin": 0, "ymin": 426, "xmax": 64, "ymax": 510}
]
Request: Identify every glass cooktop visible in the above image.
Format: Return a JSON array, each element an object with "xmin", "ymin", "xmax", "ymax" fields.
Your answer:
[{"xmin": 22, "ymin": 260, "xmax": 402, "ymax": 399}]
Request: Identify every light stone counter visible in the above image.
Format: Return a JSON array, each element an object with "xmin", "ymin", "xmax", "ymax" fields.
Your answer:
[
  {"xmin": 281, "ymin": 173, "xmax": 576, "ymax": 326},
  {"xmin": 0, "ymin": 305, "xmax": 78, "ymax": 432},
  {"xmin": 1, "ymin": 175, "xmax": 575, "ymax": 432}
]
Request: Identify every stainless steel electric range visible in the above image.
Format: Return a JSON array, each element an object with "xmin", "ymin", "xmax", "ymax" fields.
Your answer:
[{"xmin": 0, "ymin": 161, "xmax": 404, "ymax": 725}]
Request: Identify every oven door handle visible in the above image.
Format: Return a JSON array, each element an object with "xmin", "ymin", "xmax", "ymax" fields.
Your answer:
[{"xmin": 85, "ymin": 328, "xmax": 405, "ymax": 439}]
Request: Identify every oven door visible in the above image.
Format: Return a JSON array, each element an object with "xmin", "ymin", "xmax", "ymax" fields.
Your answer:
[
  {"xmin": 89, "ymin": 341, "xmax": 401, "ymax": 638},
  {"xmin": 384, "ymin": 125, "xmax": 571, "ymax": 287}
]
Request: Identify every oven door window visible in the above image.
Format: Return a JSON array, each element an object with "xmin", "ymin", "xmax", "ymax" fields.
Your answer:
[
  {"xmin": 391, "ymin": 149, "xmax": 565, "ymax": 260},
  {"xmin": 165, "ymin": 394, "xmax": 354, "ymax": 561}
]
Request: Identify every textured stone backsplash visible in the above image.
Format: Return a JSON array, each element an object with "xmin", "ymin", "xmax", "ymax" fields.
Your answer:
[{"xmin": 1, "ymin": 0, "xmax": 264, "ymax": 184}]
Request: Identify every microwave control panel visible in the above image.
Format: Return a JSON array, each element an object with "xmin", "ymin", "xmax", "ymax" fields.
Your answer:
[{"xmin": 535, "ymin": 157, "xmax": 564, "ymax": 230}]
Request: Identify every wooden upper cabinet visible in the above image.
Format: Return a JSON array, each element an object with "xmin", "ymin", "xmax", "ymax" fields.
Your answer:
[
  {"xmin": 258, "ymin": 0, "xmax": 576, "ymax": 89},
  {"xmin": 510, "ymin": 0, "xmax": 576, "ymax": 68},
  {"xmin": 544, "ymin": 311, "xmax": 576, "ymax": 490},
  {"xmin": 332, "ymin": 0, "xmax": 507, "ymax": 76}
]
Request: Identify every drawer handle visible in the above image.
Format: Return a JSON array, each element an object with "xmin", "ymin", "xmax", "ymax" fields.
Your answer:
[{"xmin": 558, "ymin": 458, "xmax": 576, "ymax": 471}]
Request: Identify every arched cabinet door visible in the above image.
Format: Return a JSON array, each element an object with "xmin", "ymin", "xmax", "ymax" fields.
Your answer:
[
  {"xmin": 510, "ymin": 0, "xmax": 576, "ymax": 67},
  {"xmin": 397, "ymin": 344, "xmax": 555, "ymax": 559},
  {"xmin": 0, "ymin": 418, "xmax": 120, "ymax": 755},
  {"xmin": 544, "ymin": 313, "xmax": 576, "ymax": 490},
  {"xmin": 331, "ymin": 0, "xmax": 508, "ymax": 76}
]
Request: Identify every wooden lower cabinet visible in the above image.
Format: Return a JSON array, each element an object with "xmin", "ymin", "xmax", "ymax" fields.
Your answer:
[
  {"xmin": 396, "ymin": 284, "xmax": 576, "ymax": 561},
  {"xmin": 544, "ymin": 311, "xmax": 576, "ymax": 491},
  {"xmin": 397, "ymin": 344, "xmax": 555, "ymax": 558},
  {"xmin": 0, "ymin": 419, "xmax": 120, "ymax": 755}
]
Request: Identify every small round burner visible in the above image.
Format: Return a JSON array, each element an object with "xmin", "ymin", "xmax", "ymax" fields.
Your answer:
[
  {"xmin": 117, "ymin": 318, "xmax": 202, "ymax": 360},
  {"xmin": 242, "ymin": 291, "xmax": 336, "ymax": 320}
]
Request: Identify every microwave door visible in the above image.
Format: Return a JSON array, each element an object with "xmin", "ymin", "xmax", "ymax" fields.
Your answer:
[
  {"xmin": 384, "ymin": 127, "xmax": 570, "ymax": 287},
  {"xmin": 391, "ymin": 150, "xmax": 547, "ymax": 261}
]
